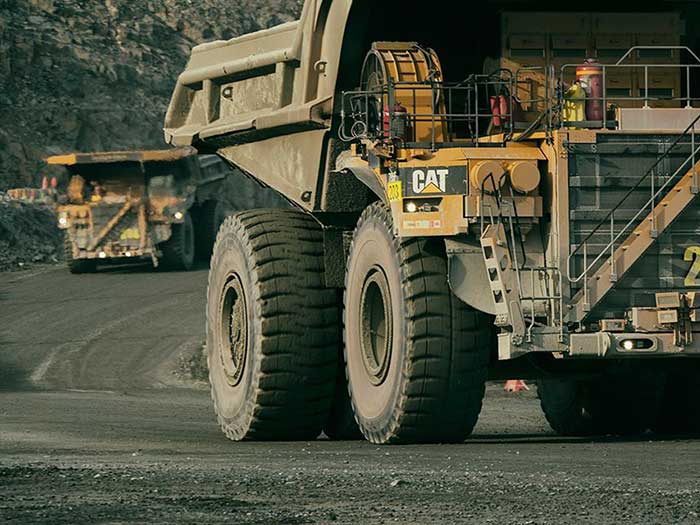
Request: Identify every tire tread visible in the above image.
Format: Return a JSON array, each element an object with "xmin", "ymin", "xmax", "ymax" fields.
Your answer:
[
  {"xmin": 345, "ymin": 203, "xmax": 491, "ymax": 444},
  {"xmin": 208, "ymin": 209, "xmax": 338, "ymax": 441}
]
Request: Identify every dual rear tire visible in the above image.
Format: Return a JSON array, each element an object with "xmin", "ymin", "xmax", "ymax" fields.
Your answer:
[
  {"xmin": 537, "ymin": 371, "xmax": 664, "ymax": 436},
  {"xmin": 538, "ymin": 366, "xmax": 700, "ymax": 437},
  {"xmin": 206, "ymin": 204, "xmax": 491, "ymax": 443},
  {"xmin": 207, "ymin": 210, "xmax": 338, "ymax": 440}
]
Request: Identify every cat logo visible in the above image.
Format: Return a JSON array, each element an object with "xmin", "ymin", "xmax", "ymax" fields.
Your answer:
[{"xmin": 412, "ymin": 168, "xmax": 448, "ymax": 194}]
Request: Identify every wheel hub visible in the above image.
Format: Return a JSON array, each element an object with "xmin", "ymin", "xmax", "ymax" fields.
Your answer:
[
  {"xmin": 359, "ymin": 266, "xmax": 392, "ymax": 386},
  {"xmin": 220, "ymin": 274, "xmax": 247, "ymax": 386}
]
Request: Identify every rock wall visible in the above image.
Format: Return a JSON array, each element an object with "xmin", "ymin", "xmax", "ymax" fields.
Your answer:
[
  {"xmin": 0, "ymin": 0, "xmax": 302, "ymax": 190},
  {"xmin": 0, "ymin": 200, "xmax": 62, "ymax": 270}
]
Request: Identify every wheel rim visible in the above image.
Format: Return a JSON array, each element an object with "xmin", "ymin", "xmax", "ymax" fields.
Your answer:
[
  {"xmin": 219, "ymin": 273, "xmax": 247, "ymax": 386},
  {"xmin": 359, "ymin": 266, "xmax": 392, "ymax": 386}
]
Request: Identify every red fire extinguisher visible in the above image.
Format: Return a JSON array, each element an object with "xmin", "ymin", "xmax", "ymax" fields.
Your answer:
[
  {"xmin": 576, "ymin": 59, "xmax": 604, "ymax": 122},
  {"xmin": 383, "ymin": 102, "xmax": 408, "ymax": 141},
  {"xmin": 490, "ymin": 95, "xmax": 509, "ymax": 128}
]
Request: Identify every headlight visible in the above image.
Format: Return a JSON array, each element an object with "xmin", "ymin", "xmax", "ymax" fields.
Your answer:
[
  {"xmin": 404, "ymin": 199, "xmax": 441, "ymax": 213},
  {"xmin": 174, "ymin": 211, "xmax": 184, "ymax": 220},
  {"xmin": 57, "ymin": 212, "xmax": 70, "ymax": 229},
  {"xmin": 619, "ymin": 338, "xmax": 654, "ymax": 351}
]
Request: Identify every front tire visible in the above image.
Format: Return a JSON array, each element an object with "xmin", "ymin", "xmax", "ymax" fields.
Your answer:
[
  {"xmin": 159, "ymin": 212, "xmax": 195, "ymax": 271},
  {"xmin": 64, "ymin": 235, "xmax": 97, "ymax": 274},
  {"xmin": 207, "ymin": 209, "xmax": 338, "ymax": 441},
  {"xmin": 343, "ymin": 203, "xmax": 490, "ymax": 444}
]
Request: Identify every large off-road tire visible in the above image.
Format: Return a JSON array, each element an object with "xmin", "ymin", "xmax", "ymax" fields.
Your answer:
[
  {"xmin": 343, "ymin": 203, "xmax": 491, "ymax": 444},
  {"xmin": 206, "ymin": 209, "xmax": 338, "ymax": 441},
  {"xmin": 195, "ymin": 200, "xmax": 227, "ymax": 260},
  {"xmin": 538, "ymin": 371, "xmax": 664, "ymax": 436},
  {"xmin": 64, "ymin": 235, "xmax": 97, "ymax": 274},
  {"xmin": 323, "ymin": 342, "xmax": 363, "ymax": 440},
  {"xmin": 159, "ymin": 212, "xmax": 195, "ymax": 271},
  {"xmin": 654, "ymin": 366, "xmax": 700, "ymax": 435}
]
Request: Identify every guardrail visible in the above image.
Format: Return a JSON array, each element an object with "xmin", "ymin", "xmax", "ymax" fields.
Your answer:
[
  {"xmin": 340, "ymin": 72, "xmax": 516, "ymax": 149},
  {"xmin": 557, "ymin": 46, "xmax": 700, "ymax": 129}
]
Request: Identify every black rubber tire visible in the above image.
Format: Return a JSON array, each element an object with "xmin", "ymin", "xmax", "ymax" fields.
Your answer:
[
  {"xmin": 159, "ymin": 212, "xmax": 195, "ymax": 271},
  {"xmin": 538, "ymin": 370, "xmax": 665, "ymax": 436},
  {"xmin": 537, "ymin": 378, "xmax": 599, "ymax": 436},
  {"xmin": 64, "ymin": 235, "xmax": 97, "ymax": 274},
  {"xmin": 323, "ymin": 342, "xmax": 363, "ymax": 440},
  {"xmin": 195, "ymin": 200, "xmax": 227, "ymax": 260},
  {"xmin": 654, "ymin": 366, "xmax": 700, "ymax": 435},
  {"xmin": 206, "ymin": 209, "xmax": 338, "ymax": 441},
  {"xmin": 343, "ymin": 203, "xmax": 491, "ymax": 444}
]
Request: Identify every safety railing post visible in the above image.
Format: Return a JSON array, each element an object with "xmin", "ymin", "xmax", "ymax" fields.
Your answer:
[
  {"xmin": 558, "ymin": 270, "xmax": 564, "ymax": 341},
  {"xmin": 602, "ymin": 66, "xmax": 607, "ymax": 129},
  {"xmin": 583, "ymin": 243, "xmax": 590, "ymax": 312},
  {"xmin": 430, "ymin": 83, "xmax": 436, "ymax": 151},
  {"xmin": 475, "ymin": 81, "xmax": 480, "ymax": 147},
  {"xmin": 509, "ymin": 75, "xmax": 515, "ymax": 138},
  {"xmin": 388, "ymin": 80, "xmax": 395, "ymax": 143},
  {"xmin": 650, "ymin": 168, "xmax": 657, "ymax": 238},
  {"xmin": 687, "ymin": 65, "xmax": 692, "ymax": 108},
  {"xmin": 644, "ymin": 66, "xmax": 649, "ymax": 108},
  {"xmin": 448, "ymin": 85, "xmax": 453, "ymax": 141},
  {"xmin": 609, "ymin": 211, "xmax": 617, "ymax": 282}
]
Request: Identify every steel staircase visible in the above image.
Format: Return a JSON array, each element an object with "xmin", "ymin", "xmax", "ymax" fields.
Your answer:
[{"xmin": 567, "ymin": 114, "xmax": 700, "ymax": 323}]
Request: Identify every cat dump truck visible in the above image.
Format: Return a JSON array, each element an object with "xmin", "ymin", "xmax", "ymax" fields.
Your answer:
[
  {"xmin": 165, "ymin": 2, "xmax": 700, "ymax": 443},
  {"xmin": 48, "ymin": 148, "xmax": 235, "ymax": 273}
]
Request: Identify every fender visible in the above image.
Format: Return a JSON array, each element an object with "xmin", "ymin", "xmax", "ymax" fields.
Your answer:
[
  {"xmin": 335, "ymin": 151, "xmax": 387, "ymax": 203},
  {"xmin": 445, "ymin": 238, "xmax": 497, "ymax": 315}
]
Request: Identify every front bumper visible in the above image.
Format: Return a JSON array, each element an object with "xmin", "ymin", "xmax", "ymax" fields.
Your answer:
[
  {"xmin": 73, "ymin": 246, "xmax": 153, "ymax": 260},
  {"xmin": 498, "ymin": 330, "xmax": 700, "ymax": 360}
]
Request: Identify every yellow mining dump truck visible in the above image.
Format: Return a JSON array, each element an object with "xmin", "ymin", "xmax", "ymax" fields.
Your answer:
[
  {"xmin": 165, "ymin": 3, "xmax": 700, "ymax": 443},
  {"xmin": 48, "ymin": 148, "xmax": 236, "ymax": 273}
]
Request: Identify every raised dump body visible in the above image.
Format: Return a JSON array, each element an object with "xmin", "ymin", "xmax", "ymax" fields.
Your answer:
[
  {"xmin": 166, "ymin": 2, "xmax": 700, "ymax": 444},
  {"xmin": 49, "ymin": 149, "xmax": 233, "ymax": 273}
]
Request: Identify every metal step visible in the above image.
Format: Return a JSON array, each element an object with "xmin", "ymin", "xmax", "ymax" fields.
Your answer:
[{"xmin": 480, "ymin": 223, "xmax": 526, "ymax": 344}]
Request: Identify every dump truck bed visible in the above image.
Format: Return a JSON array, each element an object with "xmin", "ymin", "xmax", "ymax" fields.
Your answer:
[{"xmin": 47, "ymin": 148, "xmax": 197, "ymax": 166}]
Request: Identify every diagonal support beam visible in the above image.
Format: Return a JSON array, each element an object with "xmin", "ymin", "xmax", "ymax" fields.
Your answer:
[{"xmin": 88, "ymin": 200, "xmax": 133, "ymax": 251}]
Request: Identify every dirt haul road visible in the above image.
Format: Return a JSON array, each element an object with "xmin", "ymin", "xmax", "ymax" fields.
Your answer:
[{"xmin": 1, "ymin": 264, "xmax": 699, "ymax": 524}]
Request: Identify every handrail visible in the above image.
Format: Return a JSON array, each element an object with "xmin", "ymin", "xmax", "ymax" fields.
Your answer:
[
  {"xmin": 340, "ymin": 75, "xmax": 517, "ymax": 147},
  {"xmin": 551, "ymin": 46, "xmax": 700, "ymax": 126},
  {"xmin": 615, "ymin": 46, "xmax": 700, "ymax": 66},
  {"xmin": 567, "ymin": 111, "xmax": 700, "ymax": 283}
]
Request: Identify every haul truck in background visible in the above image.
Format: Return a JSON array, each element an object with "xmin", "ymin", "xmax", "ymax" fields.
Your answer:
[
  {"xmin": 165, "ymin": 1, "xmax": 700, "ymax": 444},
  {"xmin": 49, "ymin": 149, "xmax": 283, "ymax": 273}
]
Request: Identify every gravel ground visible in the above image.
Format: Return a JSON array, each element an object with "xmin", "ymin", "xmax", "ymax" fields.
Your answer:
[{"xmin": 1, "ymin": 266, "xmax": 699, "ymax": 524}]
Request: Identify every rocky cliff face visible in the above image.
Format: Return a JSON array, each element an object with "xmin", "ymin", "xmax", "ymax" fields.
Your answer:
[{"xmin": 0, "ymin": 0, "xmax": 301, "ymax": 190}]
